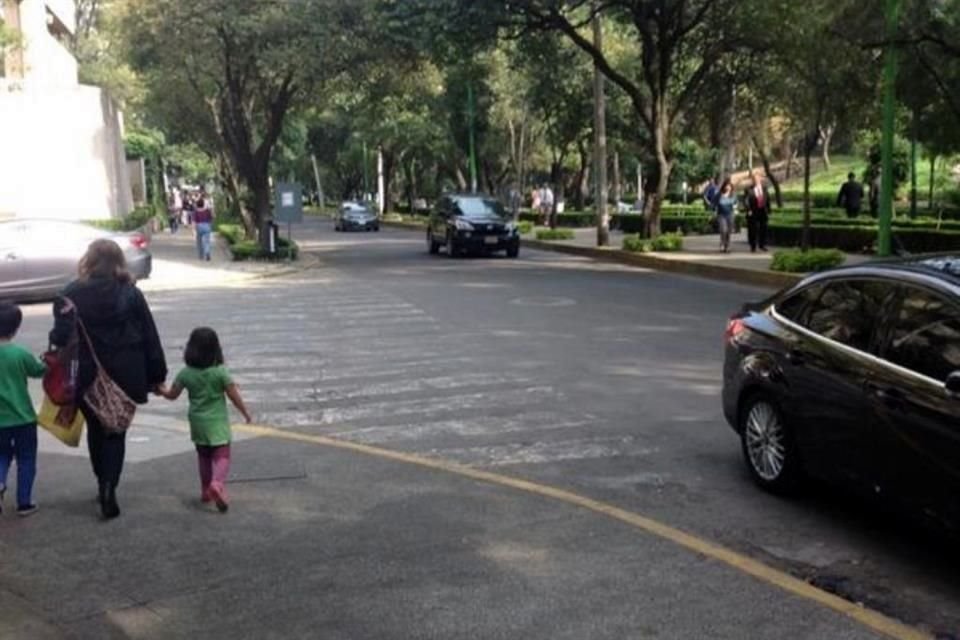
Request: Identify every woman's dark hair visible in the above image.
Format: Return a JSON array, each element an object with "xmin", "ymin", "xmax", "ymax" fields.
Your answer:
[
  {"xmin": 184, "ymin": 327, "xmax": 224, "ymax": 369},
  {"xmin": 720, "ymin": 178, "xmax": 733, "ymax": 194},
  {"xmin": 0, "ymin": 303, "xmax": 23, "ymax": 338},
  {"xmin": 79, "ymin": 239, "xmax": 131, "ymax": 283}
]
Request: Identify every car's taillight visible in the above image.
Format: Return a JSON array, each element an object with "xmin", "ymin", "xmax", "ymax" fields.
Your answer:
[
  {"xmin": 725, "ymin": 317, "xmax": 746, "ymax": 343},
  {"xmin": 129, "ymin": 233, "xmax": 148, "ymax": 250}
]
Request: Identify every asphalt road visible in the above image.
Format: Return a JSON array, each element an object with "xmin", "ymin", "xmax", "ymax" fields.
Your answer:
[{"xmin": 3, "ymin": 218, "xmax": 958, "ymax": 639}]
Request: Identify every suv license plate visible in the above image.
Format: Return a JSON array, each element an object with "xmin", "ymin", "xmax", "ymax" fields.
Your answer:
[{"xmin": 484, "ymin": 236, "xmax": 499, "ymax": 245}]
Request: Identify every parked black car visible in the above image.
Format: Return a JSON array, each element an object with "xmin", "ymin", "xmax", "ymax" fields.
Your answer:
[
  {"xmin": 722, "ymin": 257, "xmax": 960, "ymax": 531},
  {"xmin": 427, "ymin": 194, "xmax": 520, "ymax": 258},
  {"xmin": 334, "ymin": 202, "xmax": 379, "ymax": 232}
]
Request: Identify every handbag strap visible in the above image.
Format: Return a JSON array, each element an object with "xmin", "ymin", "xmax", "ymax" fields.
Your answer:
[{"xmin": 76, "ymin": 317, "xmax": 105, "ymax": 372}]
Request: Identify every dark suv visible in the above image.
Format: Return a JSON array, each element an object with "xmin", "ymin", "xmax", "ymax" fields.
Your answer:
[
  {"xmin": 722, "ymin": 257, "xmax": 960, "ymax": 531},
  {"xmin": 427, "ymin": 194, "xmax": 520, "ymax": 258}
]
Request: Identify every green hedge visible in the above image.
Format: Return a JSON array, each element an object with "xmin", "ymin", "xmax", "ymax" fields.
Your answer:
[
  {"xmin": 230, "ymin": 237, "xmax": 299, "ymax": 261},
  {"xmin": 770, "ymin": 248, "xmax": 847, "ymax": 273},
  {"xmin": 535, "ymin": 228, "xmax": 575, "ymax": 241},
  {"xmin": 85, "ymin": 205, "xmax": 161, "ymax": 232},
  {"xmin": 622, "ymin": 232, "xmax": 685, "ymax": 253},
  {"xmin": 767, "ymin": 224, "xmax": 960, "ymax": 253},
  {"xmin": 517, "ymin": 220, "xmax": 534, "ymax": 234}
]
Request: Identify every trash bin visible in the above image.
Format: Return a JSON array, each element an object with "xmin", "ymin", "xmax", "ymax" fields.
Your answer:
[{"xmin": 261, "ymin": 220, "xmax": 279, "ymax": 256}]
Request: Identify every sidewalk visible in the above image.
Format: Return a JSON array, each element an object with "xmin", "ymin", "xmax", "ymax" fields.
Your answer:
[
  {"xmin": 141, "ymin": 229, "xmax": 313, "ymax": 293},
  {"xmin": 523, "ymin": 228, "xmax": 871, "ymax": 289}
]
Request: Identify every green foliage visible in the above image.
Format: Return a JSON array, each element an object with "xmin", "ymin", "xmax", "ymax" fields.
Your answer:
[
  {"xmin": 216, "ymin": 224, "xmax": 245, "ymax": 246},
  {"xmin": 857, "ymin": 131, "xmax": 911, "ymax": 193},
  {"xmin": 770, "ymin": 249, "xmax": 847, "ymax": 273},
  {"xmin": 535, "ymin": 229, "xmax": 575, "ymax": 241},
  {"xmin": 84, "ymin": 205, "xmax": 162, "ymax": 232},
  {"xmin": 166, "ymin": 144, "xmax": 215, "ymax": 185},
  {"xmin": 622, "ymin": 233, "xmax": 685, "ymax": 253},
  {"xmin": 767, "ymin": 223, "xmax": 960, "ymax": 253},
  {"xmin": 230, "ymin": 238, "xmax": 299, "ymax": 262},
  {"xmin": 517, "ymin": 221, "xmax": 533, "ymax": 234}
]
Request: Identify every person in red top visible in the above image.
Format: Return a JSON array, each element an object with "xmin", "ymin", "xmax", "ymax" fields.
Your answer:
[
  {"xmin": 744, "ymin": 170, "xmax": 771, "ymax": 252},
  {"xmin": 193, "ymin": 197, "xmax": 214, "ymax": 261}
]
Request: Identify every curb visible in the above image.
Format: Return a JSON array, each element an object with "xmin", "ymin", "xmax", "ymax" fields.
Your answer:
[
  {"xmin": 521, "ymin": 239, "xmax": 802, "ymax": 289},
  {"xmin": 142, "ymin": 251, "xmax": 322, "ymax": 294}
]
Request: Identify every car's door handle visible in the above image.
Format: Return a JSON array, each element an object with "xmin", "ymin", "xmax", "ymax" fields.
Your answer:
[
  {"xmin": 786, "ymin": 349, "xmax": 808, "ymax": 366},
  {"xmin": 864, "ymin": 381, "xmax": 905, "ymax": 408}
]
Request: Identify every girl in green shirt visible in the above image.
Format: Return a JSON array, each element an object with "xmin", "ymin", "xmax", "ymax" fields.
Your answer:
[{"xmin": 158, "ymin": 327, "xmax": 250, "ymax": 512}]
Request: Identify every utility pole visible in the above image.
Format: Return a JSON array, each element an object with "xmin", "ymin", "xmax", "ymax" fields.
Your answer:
[
  {"xmin": 878, "ymin": 0, "xmax": 900, "ymax": 256},
  {"xmin": 592, "ymin": 4, "xmax": 609, "ymax": 246},
  {"xmin": 467, "ymin": 82, "xmax": 478, "ymax": 193}
]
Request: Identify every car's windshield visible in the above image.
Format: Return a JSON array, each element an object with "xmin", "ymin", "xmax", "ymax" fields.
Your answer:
[
  {"xmin": 345, "ymin": 208, "xmax": 371, "ymax": 216},
  {"xmin": 454, "ymin": 198, "xmax": 506, "ymax": 219}
]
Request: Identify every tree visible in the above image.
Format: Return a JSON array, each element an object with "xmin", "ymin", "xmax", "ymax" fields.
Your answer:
[
  {"xmin": 122, "ymin": 0, "xmax": 368, "ymax": 234},
  {"xmin": 485, "ymin": 1, "xmax": 743, "ymax": 237}
]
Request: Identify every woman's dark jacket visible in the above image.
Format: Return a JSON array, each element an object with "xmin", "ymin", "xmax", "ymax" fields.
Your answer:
[{"xmin": 50, "ymin": 277, "xmax": 167, "ymax": 404}]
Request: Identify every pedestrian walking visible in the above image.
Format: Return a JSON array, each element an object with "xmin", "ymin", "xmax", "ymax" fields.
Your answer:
[
  {"xmin": 744, "ymin": 171, "xmax": 771, "ymax": 252},
  {"xmin": 49, "ymin": 239, "xmax": 168, "ymax": 520},
  {"xmin": 713, "ymin": 179, "xmax": 737, "ymax": 253},
  {"xmin": 0, "ymin": 303, "xmax": 46, "ymax": 517},
  {"xmin": 167, "ymin": 189, "xmax": 182, "ymax": 234},
  {"xmin": 702, "ymin": 176, "xmax": 720, "ymax": 211},
  {"xmin": 156, "ymin": 327, "xmax": 251, "ymax": 513},
  {"xmin": 541, "ymin": 184, "xmax": 555, "ymax": 224},
  {"xmin": 836, "ymin": 172, "xmax": 864, "ymax": 218},
  {"xmin": 193, "ymin": 197, "xmax": 214, "ymax": 261}
]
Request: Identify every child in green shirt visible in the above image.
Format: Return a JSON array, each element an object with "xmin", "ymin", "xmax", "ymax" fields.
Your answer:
[
  {"xmin": 157, "ymin": 327, "xmax": 251, "ymax": 513},
  {"xmin": 0, "ymin": 303, "xmax": 46, "ymax": 517}
]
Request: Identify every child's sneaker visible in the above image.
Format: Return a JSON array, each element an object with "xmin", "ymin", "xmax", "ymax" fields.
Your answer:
[
  {"xmin": 208, "ymin": 486, "xmax": 228, "ymax": 513},
  {"xmin": 16, "ymin": 504, "xmax": 38, "ymax": 518},
  {"xmin": 0, "ymin": 484, "xmax": 6, "ymax": 515},
  {"xmin": 200, "ymin": 488, "xmax": 212, "ymax": 504}
]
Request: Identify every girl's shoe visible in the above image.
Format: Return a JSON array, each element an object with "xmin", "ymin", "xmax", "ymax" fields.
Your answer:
[
  {"xmin": 17, "ymin": 504, "xmax": 38, "ymax": 518},
  {"xmin": 208, "ymin": 486, "xmax": 229, "ymax": 513},
  {"xmin": 201, "ymin": 489, "xmax": 212, "ymax": 504},
  {"xmin": 0, "ymin": 484, "xmax": 6, "ymax": 514},
  {"xmin": 100, "ymin": 484, "xmax": 120, "ymax": 520}
]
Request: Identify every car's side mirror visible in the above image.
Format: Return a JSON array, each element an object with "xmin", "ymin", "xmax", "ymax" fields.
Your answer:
[{"xmin": 946, "ymin": 372, "xmax": 960, "ymax": 397}]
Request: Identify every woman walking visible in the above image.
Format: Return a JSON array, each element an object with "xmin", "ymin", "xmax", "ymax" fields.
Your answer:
[
  {"xmin": 50, "ymin": 240, "xmax": 167, "ymax": 519},
  {"xmin": 714, "ymin": 179, "xmax": 737, "ymax": 253},
  {"xmin": 193, "ymin": 197, "xmax": 214, "ymax": 261}
]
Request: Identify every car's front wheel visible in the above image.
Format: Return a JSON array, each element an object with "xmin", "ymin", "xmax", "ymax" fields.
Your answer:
[
  {"xmin": 446, "ymin": 231, "xmax": 459, "ymax": 258},
  {"xmin": 739, "ymin": 394, "xmax": 802, "ymax": 494},
  {"xmin": 506, "ymin": 244, "xmax": 519, "ymax": 258},
  {"xmin": 427, "ymin": 230, "xmax": 440, "ymax": 254}
]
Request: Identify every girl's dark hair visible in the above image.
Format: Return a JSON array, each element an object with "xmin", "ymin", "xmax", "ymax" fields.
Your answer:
[
  {"xmin": 0, "ymin": 303, "xmax": 22, "ymax": 338},
  {"xmin": 720, "ymin": 178, "xmax": 733, "ymax": 193},
  {"xmin": 184, "ymin": 327, "xmax": 224, "ymax": 369}
]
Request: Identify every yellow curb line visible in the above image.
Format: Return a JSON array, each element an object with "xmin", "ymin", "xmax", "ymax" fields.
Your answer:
[{"xmin": 234, "ymin": 423, "xmax": 929, "ymax": 640}]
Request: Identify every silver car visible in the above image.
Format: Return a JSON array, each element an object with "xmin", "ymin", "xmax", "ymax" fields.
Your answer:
[{"xmin": 0, "ymin": 219, "xmax": 152, "ymax": 302}]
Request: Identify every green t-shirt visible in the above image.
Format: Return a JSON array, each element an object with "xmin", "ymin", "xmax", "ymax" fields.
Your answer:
[
  {"xmin": 0, "ymin": 343, "xmax": 46, "ymax": 428},
  {"xmin": 174, "ymin": 365, "xmax": 234, "ymax": 446}
]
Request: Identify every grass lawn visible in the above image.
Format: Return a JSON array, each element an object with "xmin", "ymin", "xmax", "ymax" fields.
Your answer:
[{"xmin": 781, "ymin": 154, "xmax": 944, "ymax": 198}]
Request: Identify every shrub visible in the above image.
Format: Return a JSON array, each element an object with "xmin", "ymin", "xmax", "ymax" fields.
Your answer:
[
  {"xmin": 216, "ymin": 223, "xmax": 245, "ymax": 246},
  {"xmin": 770, "ymin": 249, "xmax": 847, "ymax": 273},
  {"xmin": 535, "ymin": 228, "xmax": 575, "ymax": 241},
  {"xmin": 230, "ymin": 237, "xmax": 299, "ymax": 261},
  {"xmin": 622, "ymin": 232, "xmax": 684, "ymax": 253},
  {"xmin": 517, "ymin": 220, "xmax": 533, "ymax": 234},
  {"xmin": 766, "ymin": 224, "xmax": 960, "ymax": 253},
  {"xmin": 85, "ymin": 205, "xmax": 162, "ymax": 232}
]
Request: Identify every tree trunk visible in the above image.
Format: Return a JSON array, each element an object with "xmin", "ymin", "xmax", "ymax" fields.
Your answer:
[
  {"xmin": 645, "ymin": 117, "xmax": 671, "ymax": 239},
  {"xmin": 752, "ymin": 133, "xmax": 783, "ymax": 209},
  {"xmin": 612, "ymin": 151, "xmax": 621, "ymax": 206},
  {"xmin": 928, "ymin": 154, "xmax": 936, "ymax": 211},
  {"xmin": 454, "ymin": 166, "xmax": 468, "ymax": 191},
  {"xmin": 574, "ymin": 142, "xmax": 589, "ymax": 210},
  {"xmin": 252, "ymin": 175, "xmax": 272, "ymax": 238},
  {"xmin": 592, "ymin": 8, "xmax": 609, "ymax": 246},
  {"xmin": 819, "ymin": 125, "xmax": 834, "ymax": 170},
  {"xmin": 802, "ymin": 134, "xmax": 814, "ymax": 252}
]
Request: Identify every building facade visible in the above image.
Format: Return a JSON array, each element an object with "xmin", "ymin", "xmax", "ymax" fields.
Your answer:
[{"xmin": 0, "ymin": 0, "xmax": 133, "ymax": 220}]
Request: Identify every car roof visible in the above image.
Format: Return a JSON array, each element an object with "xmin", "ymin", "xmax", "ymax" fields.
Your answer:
[{"xmin": 801, "ymin": 254, "xmax": 960, "ymax": 292}]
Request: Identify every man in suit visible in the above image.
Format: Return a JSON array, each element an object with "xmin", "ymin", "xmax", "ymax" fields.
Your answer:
[
  {"xmin": 744, "ymin": 170, "xmax": 771, "ymax": 252},
  {"xmin": 836, "ymin": 172, "xmax": 864, "ymax": 218}
]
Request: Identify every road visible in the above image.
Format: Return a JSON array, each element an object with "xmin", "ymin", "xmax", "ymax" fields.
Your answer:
[{"xmin": 3, "ymin": 218, "xmax": 958, "ymax": 639}]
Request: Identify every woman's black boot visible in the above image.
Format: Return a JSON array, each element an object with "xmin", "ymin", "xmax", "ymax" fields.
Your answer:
[{"xmin": 100, "ymin": 483, "xmax": 120, "ymax": 520}]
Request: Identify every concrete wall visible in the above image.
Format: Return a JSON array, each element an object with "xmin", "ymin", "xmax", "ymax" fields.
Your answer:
[
  {"xmin": 15, "ymin": 0, "xmax": 78, "ymax": 89},
  {"xmin": 127, "ymin": 157, "xmax": 146, "ymax": 205},
  {"xmin": 0, "ymin": 84, "xmax": 134, "ymax": 220}
]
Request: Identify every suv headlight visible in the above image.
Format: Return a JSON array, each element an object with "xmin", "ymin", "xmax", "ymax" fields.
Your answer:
[
  {"xmin": 505, "ymin": 222, "xmax": 518, "ymax": 234},
  {"xmin": 454, "ymin": 219, "xmax": 474, "ymax": 231}
]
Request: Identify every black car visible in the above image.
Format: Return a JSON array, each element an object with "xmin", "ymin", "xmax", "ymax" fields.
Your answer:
[
  {"xmin": 427, "ymin": 194, "xmax": 520, "ymax": 258},
  {"xmin": 334, "ymin": 202, "xmax": 379, "ymax": 232},
  {"xmin": 722, "ymin": 257, "xmax": 960, "ymax": 530}
]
